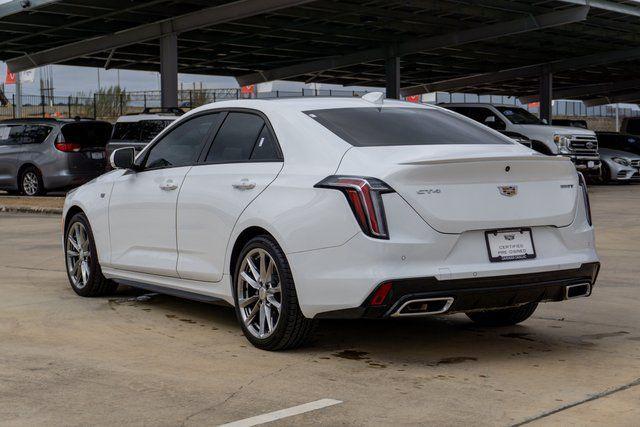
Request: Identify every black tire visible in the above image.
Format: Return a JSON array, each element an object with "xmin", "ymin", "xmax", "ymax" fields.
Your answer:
[
  {"xmin": 600, "ymin": 162, "xmax": 611, "ymax": 185},
  {"xmin": 466, "ymin": 303, "xmax": 538, "ymax": 327},
  {"xmin": 233, "ymin": 235, "xmax": 317, "ymax": 351},
  {"xmin": 64, "ymin": 212, "xmax": 118, "ymax": 297},
  {"xmin": 19, "ymin": 166, "xmax": 45, "ymax": 196}
]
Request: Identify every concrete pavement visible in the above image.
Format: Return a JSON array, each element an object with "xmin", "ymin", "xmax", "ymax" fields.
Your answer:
[{"xmin": 0, "ymin": 184, "xmax": 638, "ymax": 426}]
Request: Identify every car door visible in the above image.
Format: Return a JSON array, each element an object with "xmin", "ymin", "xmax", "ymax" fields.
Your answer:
[
  {"xmin": 177, "ymin": 111, "xmax": 284, "ymax": 282},
  {"xmin": 108, "ymin": 113, "xmax": 222, "ymax": 277},
  {"xmin": 0, "ymin": 125, "xmax": 25, "ymax": 188}
]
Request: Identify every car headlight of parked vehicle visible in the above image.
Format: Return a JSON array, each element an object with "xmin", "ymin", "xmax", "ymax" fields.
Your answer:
[
  {"xmin": 611, "ymin": 157, "xmax": 630, "ymax": 166},
  {"xmin": 553, "ymin": 134, "xmax": 572, "ymax": 154}
]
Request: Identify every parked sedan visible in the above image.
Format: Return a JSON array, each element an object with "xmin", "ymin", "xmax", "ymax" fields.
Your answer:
[
  {"xmin": 0, "ymin": 118, "xmax": 112, "ymax": 196},
  {"xmin": 62, "ymin": 94, "xmax": 599, "ymax": 350},
  {"xmin": 598, "ymin": 147, "xmax": 640, "ymax": 183}
]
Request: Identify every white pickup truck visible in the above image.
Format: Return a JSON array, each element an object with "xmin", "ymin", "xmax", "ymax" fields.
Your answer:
[{"xmin": 443, "ymin": 103, "xmax": 601, "ymax": 176}]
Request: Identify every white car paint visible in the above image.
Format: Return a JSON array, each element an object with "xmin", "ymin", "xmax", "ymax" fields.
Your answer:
[{"xmin": 63, "ymin": 96, "xmax": 599, "ymax": 318}]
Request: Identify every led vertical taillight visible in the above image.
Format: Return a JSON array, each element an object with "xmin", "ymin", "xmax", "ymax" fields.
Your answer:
[
  {"xmin": 577, "ymin": 172, "xmax": 592, "ymax": 226},
  {"xmin": 315, "ymin": 176, "xmax": 394, "ymax": 239}
]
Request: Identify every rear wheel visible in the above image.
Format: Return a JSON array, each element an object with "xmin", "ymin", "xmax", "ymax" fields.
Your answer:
[
  {"xmin": 64, "ymin": 212, "xmax": 117, "ymax": 297},
  {"xmin": 19, "ymin": 166, "xmax": 45, "ymax": 196},
  {"xmin": 466, "ymin": 303, "xmax": 538, "ymax": 327},
  {"xmin": 233, "ymin": 235, "xmax": 316, "ymax": 350}
]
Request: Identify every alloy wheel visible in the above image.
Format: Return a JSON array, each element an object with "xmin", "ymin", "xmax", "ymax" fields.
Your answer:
[
  {"xmin": 237, "ymin": 248, "xmax": 282, "ymax": 339},
  {"xmin": 22, "ymin": 172, "xmax": 39, "ymax": 196},
  {"xmin": 66, "ymin": 222, "xmax": 91, "ymax": 289}
]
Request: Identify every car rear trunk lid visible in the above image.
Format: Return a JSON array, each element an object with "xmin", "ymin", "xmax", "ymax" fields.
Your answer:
[{"xmin": 336, "ymin": 145, "xmax": 579, "ymax": 234}]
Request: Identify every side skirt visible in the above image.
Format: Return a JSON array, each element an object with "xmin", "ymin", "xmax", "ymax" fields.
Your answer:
[{"xmin": 114, "ymin": 278, "xmax": 228, "ymax": 305}]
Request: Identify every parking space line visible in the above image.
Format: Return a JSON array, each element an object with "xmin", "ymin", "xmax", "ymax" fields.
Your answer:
[{"xmin": 218, "ymin": 398, "xmax": 342, "ymax": 427}]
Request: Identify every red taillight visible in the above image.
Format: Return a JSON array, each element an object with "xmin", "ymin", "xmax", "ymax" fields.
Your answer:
[
  {"xmin": 315, "ymin": 175, "xmax": 394, "ymax": 239},
  {"xmin": 55, "ymin": 141, "xmax": 82, "ymax": 152},
  {"xmin": 370, "ymin": 282, "xmax": 393, "ymax": 306}
]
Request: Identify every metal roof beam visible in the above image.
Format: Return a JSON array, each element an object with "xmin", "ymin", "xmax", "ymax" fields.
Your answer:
[
  {"xmin": 5, "ymin": 0, "xmax": 315, "ymax": 72},
  {"xmin": 0, "ymin": 0, "xmax": 59, "ymax": 19},
  {"xmin": 559, "ymin": 0, "xmax": 640, "ymax": 18},
  {"xmin": 401, "ymin": 46, "xmax": 640, "ymax": 97},
  {"xmin": 236, "ymin": 6, "xmax": 590, "ymax": 86},
  {"xmin": 519, "ymin": 79, "xmax": 640, "ymax": 103}
]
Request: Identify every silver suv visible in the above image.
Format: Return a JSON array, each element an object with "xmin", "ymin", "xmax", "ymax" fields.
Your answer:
[{"xmin": 0, "ymin": 118, "xmax": 112, "ymax": 196}]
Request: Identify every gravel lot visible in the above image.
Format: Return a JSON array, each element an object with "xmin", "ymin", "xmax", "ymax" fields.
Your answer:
[{"xmin": 0, "ymin": 185, "xmax": 638, "ymax": 426}]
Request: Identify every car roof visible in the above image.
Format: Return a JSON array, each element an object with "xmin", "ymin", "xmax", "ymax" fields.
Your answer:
[
  {"xmin": 0, "ymin": 118, "xmax": 108, "ymax": 125},
  {"xmin": 187, "ymin": 96, "xmax": 436, "ymax": 116}
]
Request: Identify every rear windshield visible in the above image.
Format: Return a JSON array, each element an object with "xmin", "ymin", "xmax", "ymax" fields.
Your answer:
[
  {"xmin": 111, "ymin": 120, "xmax": 173, "ymax": 142},
  {"xmin": 61, "ymin": 122, "xmax": 112, "ymax": 147},
  {"xmin": 304, "ymin": 107, "xmax": 510, "ymax": 146}
]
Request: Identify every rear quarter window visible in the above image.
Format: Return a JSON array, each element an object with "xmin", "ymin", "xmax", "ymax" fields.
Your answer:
[{"xmin": 305, "ymin": 107, "xmax": 509, "ymax": 146}]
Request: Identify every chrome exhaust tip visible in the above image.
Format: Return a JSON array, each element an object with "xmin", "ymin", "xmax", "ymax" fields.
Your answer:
[
  {"xmin": 392, "ymin": 297, "xmax": 454, "ymax": 317},
  {"xmin": 565, "ymin": 283, "xmax": 592, "ymax": 300}
]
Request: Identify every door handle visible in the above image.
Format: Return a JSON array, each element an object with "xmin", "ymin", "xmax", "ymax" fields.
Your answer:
[
  {"xmin": 160, "ymin": 179, "xmax": 178, "ymax": 191},
  {"xmin": 232, "ymin": 179, "xmax": 256, "ymax": 190}
]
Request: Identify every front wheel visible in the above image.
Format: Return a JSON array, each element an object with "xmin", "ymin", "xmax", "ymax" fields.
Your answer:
[
  {"xmin": 466, "ymin": 303, "xmax": 538, "ymax": 326},
  {"xmin": 233, "ymin": 235, "xmax": 316, "ymax": 350},
  {"xmin": 64, "ymin": 212, "xmax": 117, "ymax": 297}
]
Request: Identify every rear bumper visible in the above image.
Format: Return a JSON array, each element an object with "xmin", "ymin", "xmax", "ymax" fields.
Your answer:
[
  {"xmin": 316, "ymin": 262, "xmax": 600, "ymax": 319},
  {"xmin": 289, "ymin": 192, "xmax": 598, "ymax": 318}
]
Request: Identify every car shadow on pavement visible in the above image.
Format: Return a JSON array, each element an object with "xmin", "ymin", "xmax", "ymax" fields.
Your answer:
[{"xmin": 105, "ymin": 286, "xmax": 603, "ymax": 366}]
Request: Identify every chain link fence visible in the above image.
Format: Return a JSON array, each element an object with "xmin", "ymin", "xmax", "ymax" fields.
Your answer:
[
  {"xmin": 0, "ymin": 89, "xmax": 370, "ymax": 121},
  {"xmin": 1, "ymin": 89, "xmax": 638, "ymax": 122}
]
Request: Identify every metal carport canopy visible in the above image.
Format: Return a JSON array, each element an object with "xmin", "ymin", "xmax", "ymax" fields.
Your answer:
[{"xmin": 2, "ymin": 0, "xmax": 640, "ymax": 100}]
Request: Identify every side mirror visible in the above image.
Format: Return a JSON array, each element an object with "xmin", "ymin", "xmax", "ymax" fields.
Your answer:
[
  {"xmin": 110, "ymin": 147, "xmax": 136, "ymax": 170},
  {"xmin": 484, "ymin": 116, "xmax": 496, "ymax": 124}
]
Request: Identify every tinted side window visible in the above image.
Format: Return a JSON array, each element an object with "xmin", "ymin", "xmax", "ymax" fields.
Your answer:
[
  {"xmin": 144, "ymin": 114, "xmax": 222, "ymax": 169},
  {"xmin": 250, "ymin": 126, "xmax": 280, "ymax": 161},
  {"xmin": 596, "ymin": 134, "xmax": 619, "ymax": 149},
  {"xmin": 205, "ymin": 113, "xmax": 265, "ymax": 163},
  {"xmin": 626, "ymin": 119, "xmax": 640, "ymax": 135},
  {"xmin": 0, "ymin": 125, "xmax": 25, "ymax": 146},
  {"xmin": 21, "ymin": 125, "xmax": 53, "ymax": 144}
]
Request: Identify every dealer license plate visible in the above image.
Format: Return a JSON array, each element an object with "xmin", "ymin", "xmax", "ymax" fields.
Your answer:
[{"xmin": 485, "ymin": 228, "xmax": 536, "ymax": 262}]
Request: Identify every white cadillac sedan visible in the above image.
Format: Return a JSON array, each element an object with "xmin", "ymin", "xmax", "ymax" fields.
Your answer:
[{"xmin": 62, "ymin": 94, "xmax": 600, "ymax": 350}]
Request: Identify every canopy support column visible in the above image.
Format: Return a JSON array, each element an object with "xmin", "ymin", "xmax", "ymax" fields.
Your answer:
[{"xmin": 160, "ymin": 33, "xmax": 178, "ymax": 108}]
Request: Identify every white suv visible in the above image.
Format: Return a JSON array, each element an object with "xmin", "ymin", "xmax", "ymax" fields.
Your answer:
[
  {"xmin": 62, "ymin": 95, "xmax": 600, "ymax": 350},
  {"xmin": 443, "ymin": 103, "xmax": 601, "ymax": 176},
  {"xmin": 105, "ymin": 108, "xmax": 183, "ymax": 159}
]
